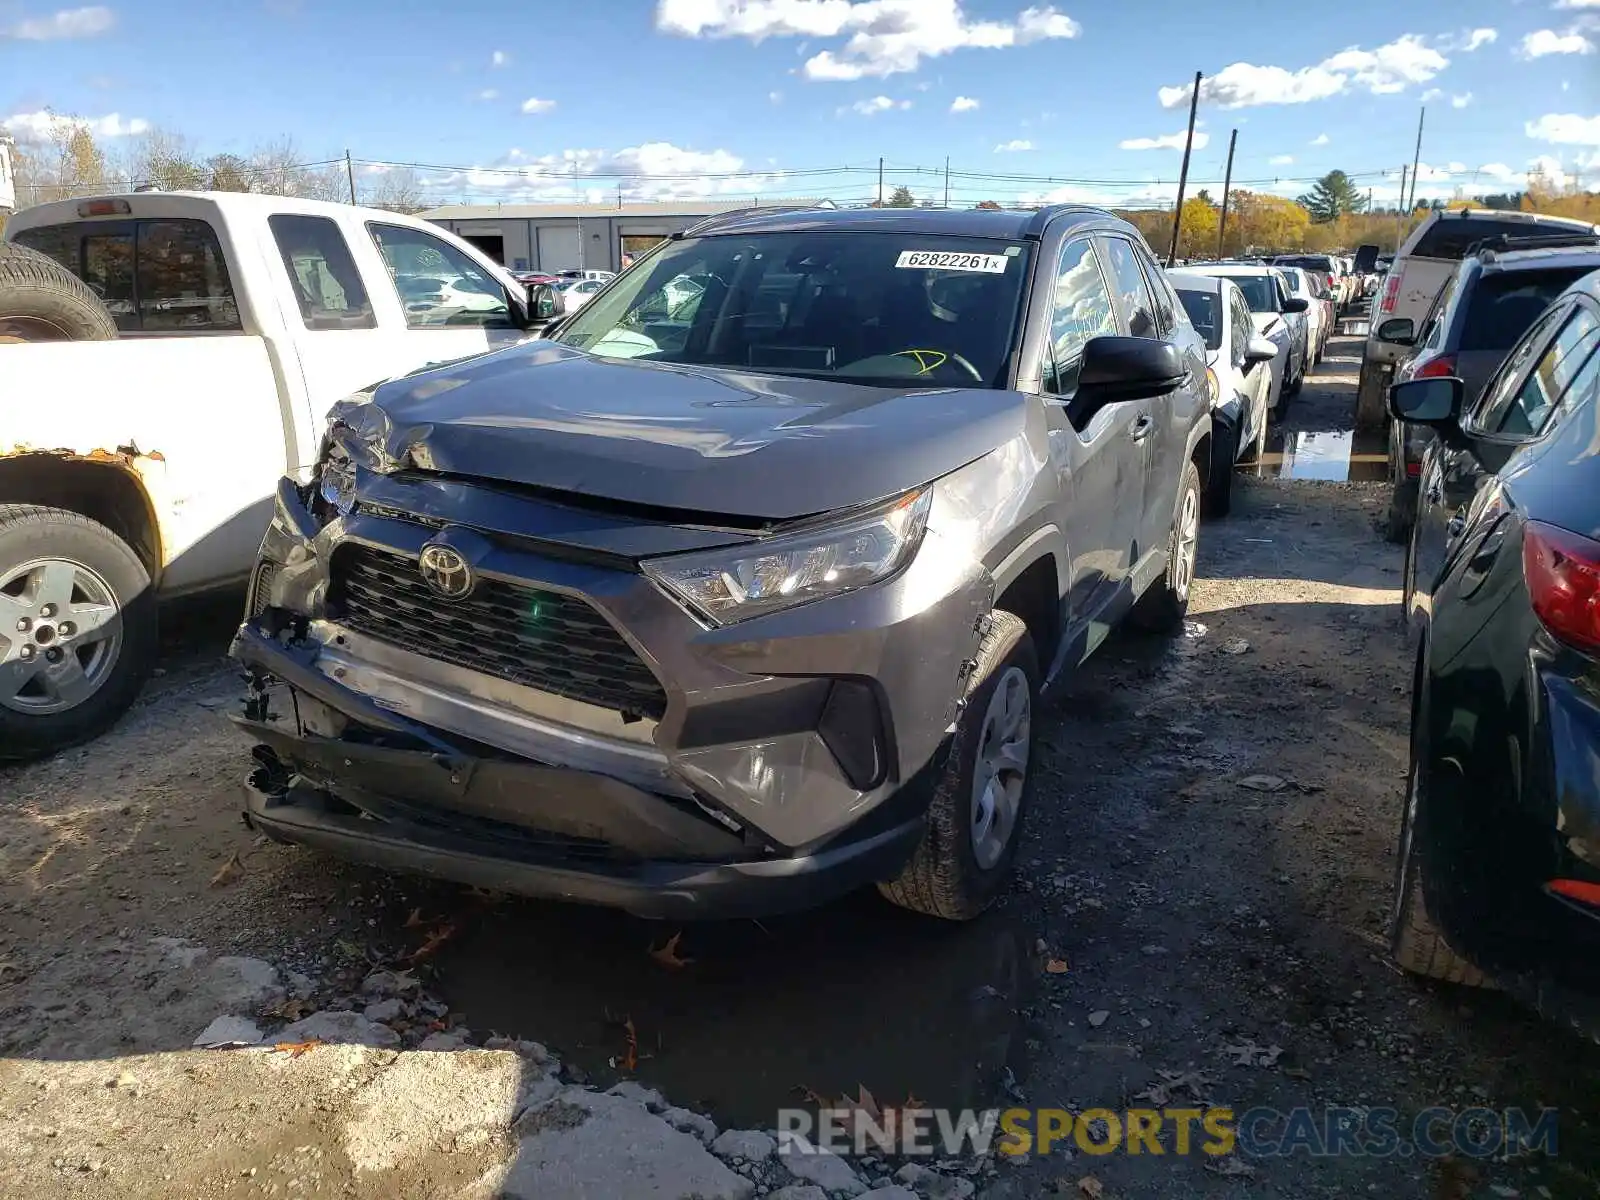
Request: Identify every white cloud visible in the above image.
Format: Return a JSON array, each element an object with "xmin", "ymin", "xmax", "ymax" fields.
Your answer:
[
  {"xmin": 1477, "ymin": 162, "xmax": 1519, "ymax": 182},
  {"xmin": 1529, "ymin": 154, "xmax": 1570, "ymax": 188},
  {"xmin": 846, "ymin": 94, "xmax": 911, "ymax": 115},
  {"xmin": 1527, "ymin": 112, "xmax": 1600, "ymax": 145},
  {"xmin": 1519, "ymin": 29, "xmax": 1595, "ymax": 58},
  {"xmin": 1119, "ymin": 130, "xmax": 1210, "ymax": 151},
  {"xmin": 1159, "ymin": 33, "xmax": 1451, "ymax": 109},
  {"xmin": 477, "ymin": 88, "xmax": 500, "ymax": 101},
  {"xmin": 1442, "ymin": 27, "xmax": 1496, "ymax": 51},
  {"xmin": 1556, "ymin": 0, "xmax": 1600, "ymax": 8},
  {"xmin": 1310, "ymin": 132, "xmax": 1330, "ymax": 146},
  {"xmin": 656, "ymin": 0, "xmax": 1082, "ymax": 82},
  {"xmin": 994, "ymin": 138, "xmax": 1033, "ymax": 152},
  {"xmin": 491, "ymin": 49, "xmax": 508, "ymax": 66},
  {"xmin": 440, "ymin": 142, "xmax": 767, "ymax": 204},
  {"xmin": 1452, "ymin": 92, "xmax": 1472, "ymax": 108},
  {"xmin": 950, "ymin": 95, "xmax": 980, "ymax": 112},
  {"xmin": 5, "ymin": 5, "xmax": 114, "ymax": 39},
  {"xmin": 1420, "ymin": 88, "xmax": 1443, "ymax": 102},
  {"xmin": 769, "ymin": 89, "xmax": 783, "ymax": 103},
  {"xmin": 520, "ymin": 97, "xmax": 557, "ymax": 114},
  {"xmin": 1269, "ymin": 154, "xmax": 1294, "ymax": 165},
  {"xmin": 3, "ymin": 110, "xmax": 150, "ymax": 140}
]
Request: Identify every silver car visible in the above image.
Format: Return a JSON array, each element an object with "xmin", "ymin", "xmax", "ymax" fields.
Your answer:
[{"xmin": 231, "ymin": 205, "xmax": 1212, "ymax": 921}]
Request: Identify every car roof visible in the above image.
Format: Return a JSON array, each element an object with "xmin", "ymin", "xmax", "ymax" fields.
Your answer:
[
  {"xmin": 1165, "ymin": 270, "xmax": 1225, "ymax": 294},
  {"xmin": 1477, "ymin": 245, "xmax": 1600, "ymax": 274},
  {"xmin": 1184, "ymin": 262, "xmax": 1279, "ymax": 278},
  {"xmin": 682, "ymin": 203, "xmax": 1126, "ymax": 241}
]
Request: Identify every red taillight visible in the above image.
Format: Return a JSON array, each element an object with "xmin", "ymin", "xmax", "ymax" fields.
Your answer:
[
  {"xmin": 1380, "ymin": 273, "xmax": 1403, "ymax": 314},
  {"xmin": 1524, "ymin": 522, "xmax": 1600, "ymax": 653},
  {"xmin": 75, "ymin": 198, "xmax": 131, "ymax": 217},
  {"xmin": 1549, "ymin": 878, "xmax": 1600, "ymax": 907},
  {"xmin": 1326, "ymin": 273, "xmax": 1337, "ymax": 289},
  {"xmin": 1406, "ymin": 462, "xmax": 1422, "ymax": 477},
  {"xmin": 1415, "ymin": 355, "xmax": 1456, "ymax": 380}
]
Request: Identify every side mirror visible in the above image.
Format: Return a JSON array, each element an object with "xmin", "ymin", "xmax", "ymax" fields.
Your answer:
[
  {"xmin": 1244, "ymin": 336, "xmax": 1279, "ymax": 366},
  {"xmin": 1074, "ymin": 336, "xmax": 1186, "ymax": 417},
  {"xmin": 1388, "ymin": 376, "xmax": 1464, "ymax": 428},
  {"xmin": 527, "ymin": 283, "xmax": 566, "ymax": 323},
  {"xmin": 1281, "ymin": 297, "xmax": 1310, "ymax": 314},
  {"xmin": 1376, "ymin": 317, "xmax": 1415, "ymax": 346}
]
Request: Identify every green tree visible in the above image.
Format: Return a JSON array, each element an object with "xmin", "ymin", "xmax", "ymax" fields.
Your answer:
[
  {"xmin": 886, "ymin": 184, "xmax": 915, "ymax": 208},
  {"xmin": 1296, "ymin": 170, "xmax": 1366, "ymax": 224}
]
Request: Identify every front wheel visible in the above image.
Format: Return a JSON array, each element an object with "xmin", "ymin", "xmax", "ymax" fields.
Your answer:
[
  {"xmin": 1128, "ymin": 459, "xmax": 1201, "ymax": 634},
  {"xmin": 879, "ymin": 610, "xmax": 1038, "ymax": 921},
  {"xmin": 0, "ymin": 505, "xmax": 157, "ymax": 762}
]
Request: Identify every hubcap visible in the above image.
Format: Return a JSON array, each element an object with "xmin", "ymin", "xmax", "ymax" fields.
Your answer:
[
  {"xmin": 970, "ymin": 665, "xmax": 1031, "ymax": 871},
  {"xmin": 0, "ymin": 315, "xmax": 75, "ymax": 342},
  {"xmin": 0, "ymin": 558, "xmax": 123, "ymax": 715},
  {"xmin": 1173, "ymin": 483, "xmax": 1200, "ymax": 602}
]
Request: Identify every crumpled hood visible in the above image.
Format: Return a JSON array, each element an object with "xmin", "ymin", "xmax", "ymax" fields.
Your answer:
[{"xmin": 331, "ymin": 340, "xmax": 1027, "ymax": 522}]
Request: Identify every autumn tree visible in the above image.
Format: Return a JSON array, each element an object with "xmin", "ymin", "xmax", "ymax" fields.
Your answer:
[
  {"xmin": 974, "ymin": 199, "xmax": 1003, "ymax": 210},
  {"xmin": 1173, "ymin": 195, "xmax": 1219, "ymax": 259},
  {"xmin": 127, "ymin": 129, "xmax": 206, "ymax": 190},
  {"xmin": 206, "ymin": 153, "xmax": 252, "ymax": 192},
  {"xmin": 1297, "ymin": 170, "xmax": 1366, "ymax": 223}
]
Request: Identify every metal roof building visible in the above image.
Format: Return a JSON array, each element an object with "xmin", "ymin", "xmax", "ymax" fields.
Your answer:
[{"xmin": 419, "ymin": 198, "xmax": 835, "ymax": 274}]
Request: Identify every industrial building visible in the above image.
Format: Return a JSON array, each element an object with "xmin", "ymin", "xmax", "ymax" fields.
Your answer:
[{"xmin": 419, "ymin": 198, "xmax": 835, "ymax": 274}]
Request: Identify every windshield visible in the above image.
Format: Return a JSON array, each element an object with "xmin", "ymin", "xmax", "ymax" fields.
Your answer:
[
  {"xmin": 1459, "ymin": 269, "xmax": 1595, "ymax": 351},
  {"xmin": 1176, "ymin": 289, "xmax": 1222, "ymax": 350},
  {"xmin": 1227, "ymin": 275, "xmax": 1279, "ymax": 313},
  {"xmin": 552, "ymin": 231, "xmax": 1032, "ymax": 388}
]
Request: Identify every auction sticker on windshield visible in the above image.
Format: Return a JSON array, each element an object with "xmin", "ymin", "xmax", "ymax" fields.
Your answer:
[{"xmin": 895, "ymin": 250, "xmax": 1010, "ymax": 273}]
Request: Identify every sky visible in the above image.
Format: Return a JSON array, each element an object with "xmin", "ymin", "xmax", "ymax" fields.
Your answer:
[{"xmin": 2, "ymin": 0, "xmax": 1599, "ymax": 210}]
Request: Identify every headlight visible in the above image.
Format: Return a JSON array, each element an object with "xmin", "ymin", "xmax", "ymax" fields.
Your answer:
[
  {"xmin": 642, "ymin": 489, "xmax": 932, "ymax": 625},
  {"xmin": 317, "ymin": 449, "xmax": 356, "ymax": 518},
  {"xmin": 1204, "ymin": 366, "xmax": 1219, "ymax": 406}
]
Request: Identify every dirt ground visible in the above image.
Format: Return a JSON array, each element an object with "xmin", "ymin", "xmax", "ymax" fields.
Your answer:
[{"xmin": 3, "ymin": 334, "xmax": 1600, "ymax": 1198}]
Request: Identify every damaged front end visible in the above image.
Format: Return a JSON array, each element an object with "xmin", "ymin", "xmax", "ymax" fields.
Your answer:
[{"xmin": 231, "ymin": 428, "xmax": 995, "ymax": 919}]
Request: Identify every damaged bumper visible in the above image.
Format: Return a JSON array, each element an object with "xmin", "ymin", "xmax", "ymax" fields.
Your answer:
[{"xmin": 230, "ymin": 472, "xmax": 993, "ymax": 918}]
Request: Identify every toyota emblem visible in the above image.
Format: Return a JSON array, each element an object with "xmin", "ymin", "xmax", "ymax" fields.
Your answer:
[{"xmin": 418, "ymin": 543, "xmax": 474, "ymax": 600}]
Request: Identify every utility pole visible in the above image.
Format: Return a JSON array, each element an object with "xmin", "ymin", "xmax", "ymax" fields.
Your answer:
[
  {"xmin": 1395, "ymin": 164, "xmax": 1409, "ymax": 249},
  {"xmin": 944, "ymin": 156, "xmax": 950, "ymax": 209},
  {"xmin": 344, "ymin": 150, "xmax": 356, "ymax": 205},
  {"xmin": 1167, "ymin": 71, "xmax": 1202, "ymax": 267},
  {"xmin": 877, "ymin": 157, "xmax": 884, "ymax": 207},
  {"xmin": 1216, "ymin": 128, "xmax": 1238, "ymax": 259},
  {"xmin": 1406, "ymin": 106, "xmax": 1426, "ymax": 214}
]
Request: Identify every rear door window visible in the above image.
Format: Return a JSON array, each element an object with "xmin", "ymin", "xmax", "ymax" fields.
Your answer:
[
  {"xmin": 1481, "ymin": 307, "xmax": 1600, "ymax": 436},
  {"xmin": 268, "ymin": 214, "xmax": 376, "ymax": 330},
  {"xmin": 1413, "ymin": 217, "xmax": 1596, "ymax": 261},
  {"xmin": 1100, "ymin": 237, "xmax": 1159, "ymax": 338},
  {"xmin": 1459, "ymin": 269, "xmax": 1594, "ymax": 352}
]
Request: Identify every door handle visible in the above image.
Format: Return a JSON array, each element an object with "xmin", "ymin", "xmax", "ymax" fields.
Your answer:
[{"xmin": 1129, "ymin": 415, "xmax": 1154, "ymax": 443}]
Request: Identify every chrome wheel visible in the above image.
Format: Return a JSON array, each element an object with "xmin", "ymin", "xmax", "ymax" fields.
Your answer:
[
  {"xmin": 0, "ymin": 558, "xmax": 123, "ymax": 715},
  {"xmin": 1173, "ymin": 483, "xmax": 1200, "ymax": 603},
  {"xmin": 971, "ymin": 665, "xmax": 1031, "ymax": 870}
]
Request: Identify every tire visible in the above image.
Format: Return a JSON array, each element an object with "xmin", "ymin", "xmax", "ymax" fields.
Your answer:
[
  {"xmin": 1204, "ymin": 421, "xmax": 1237, "ymax": 518},
  {"xmin": 1391, "ymin": 662, "xmax": 1488, "ymax": 986},
  {"xmin": 1383, "ymin": 479, "xmax": 1418, "ymax": 545},
  {"xmin": 0, "ymin": 243, "xmax": 118, "ymax": 343},
  {"xmin": 1128, "ymin": 459, "xmax": 1201, "ymax": 634},
  {"xmin": 0, "ymin": 505, "xmax": 157, "ymax": 762},
  {"xmin": 879, "ymin": 610, "xmax": 1038, "ymax": 921}
]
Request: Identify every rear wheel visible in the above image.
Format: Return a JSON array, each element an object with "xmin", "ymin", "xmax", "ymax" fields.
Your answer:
[
  {"xmin": 0, "ymin": 243, "xmax": 117, "ymax": 343},
  {"xmin": 0, "ymin": 506, "xmax": 157, "ymax": 762},
  {"xmin": 1204, "ymin": 422, "xmax": 1238, "ymax": 518},
  {"xmin": 1128, "ymin": 459, "xmax": 1201, "ymax": 634},
  {"xmin": 879, "ymin": 611, "xmax": 1037, "ymax": 921}
]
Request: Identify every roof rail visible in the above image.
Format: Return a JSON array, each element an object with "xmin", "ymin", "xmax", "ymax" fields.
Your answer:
[
  {"xmin": 672, "ymin": 204, "xmax": 820, "ymax": 239},
  {"xmin": 1021, "ymin": 204, "xmax": 1104, "ymax": 239},
  {"xmin": 1467, "ymin": 231, "xmax": 1600, "ymax": 258}
]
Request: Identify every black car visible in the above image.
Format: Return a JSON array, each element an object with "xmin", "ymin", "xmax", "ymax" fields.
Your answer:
[
  {"xmin": 1390, "ymin": 267, "xmax": 1600, "ymax": 1028},
  {"xmin": 1376, "ymin": 238, "xmax": 1600, "ymax": 542}
]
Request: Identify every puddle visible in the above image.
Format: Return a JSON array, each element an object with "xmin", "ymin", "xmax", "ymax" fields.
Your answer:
[
  {"xmin": 1245, "ymin": 428, "xmax": 1389, "ymax": 483},
  {"xmin": 432, "ymin": 893, "xmax": 1032, "ymax": 1128}
]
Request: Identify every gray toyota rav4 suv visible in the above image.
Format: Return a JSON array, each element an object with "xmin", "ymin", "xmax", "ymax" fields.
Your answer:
[{"xmin": 231, "ymin": 205, "xmax": 1212, "ymax": 921}]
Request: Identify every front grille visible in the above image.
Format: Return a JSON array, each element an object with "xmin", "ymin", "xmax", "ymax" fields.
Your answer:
[
  {"xmin": 328, "ymin": 543, "xmax": 668, "ymax": 720},
  {"xmin": 247, "ymin": 561, "xmax": 278, "ymax": 617}
]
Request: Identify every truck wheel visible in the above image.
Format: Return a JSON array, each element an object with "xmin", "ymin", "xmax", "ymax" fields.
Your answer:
[
  {"xmin": 0, "ymin": 505, "xmax": 157, "ymax": 762},
  {"xmin": 0, "ymin": 243, "xmax": 118, "ymax": 343},
  {"xmin": 1128, "ymin": 459, "xmax": 1201, "ymax": 634},
  {"xmin": 879, "ymin": 610, "xmax": 1037, "ymax": 921}
]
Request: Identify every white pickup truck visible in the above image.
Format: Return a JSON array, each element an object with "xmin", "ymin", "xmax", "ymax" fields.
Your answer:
[{"xmin": 0, "ymin": 191, "xmax": 565, "ymax": 760}]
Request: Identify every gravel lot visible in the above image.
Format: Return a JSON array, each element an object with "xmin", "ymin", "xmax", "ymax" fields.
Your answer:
[{"xmin": 3, "ymin": 336, "xmax": 1599, "ymax": 1198}]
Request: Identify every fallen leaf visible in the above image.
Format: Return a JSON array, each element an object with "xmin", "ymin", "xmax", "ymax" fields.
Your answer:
[
  {"xmin": 403, "ymin": 907, "xmax": 429, "ymax": 928},
  {"xmin": 1078, "ymin": 1175, "xmax": 1105, "ymax": 1199},
  {"xmin": 1221, "ymin": 638, "xmax": 1251, "ymax": 655},
  {"xmin": 1045, "ymin": 958, "xmax": 1070, "ymax": 974},
  {"xmin": 648, "ymin": 932, "xmax": 694, "ymax": 970},
  {"xmin": 407, "ymin": 923, "xmax": 457, "ymax": 963},
  {"xmin": 271, "ymin": 1038, "xmax": 323, "ymax": 1058},
  {"xmin": 1087, "ymin": 1010, "xmax": 1110, "ymax": 1028},
  {"xmin": 1218, "ymin": 1039, "xmax": 1283, "ymax": 1068},
  {"xmin": 621, "ymin": 1017, "xmax": 639, "ymax": 1072},
  {"xmin": 1238, "ymin": 775, "xmax": 1287, "ymax": 793},
  {"xmin": 209, "ymin": 852, "xmax": 245, "ymax": 889}
]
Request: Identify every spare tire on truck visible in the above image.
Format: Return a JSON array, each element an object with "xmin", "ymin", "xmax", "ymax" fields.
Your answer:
[{"xmin": 0, "ymin": 241, "xmax": 118, "ymax": 342}]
